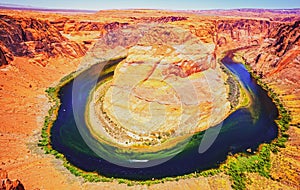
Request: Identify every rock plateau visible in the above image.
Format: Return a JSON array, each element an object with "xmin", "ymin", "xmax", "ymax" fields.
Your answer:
[{"xmin": 0, "ymin": 7, "xmax": 299, "ymax": 190}]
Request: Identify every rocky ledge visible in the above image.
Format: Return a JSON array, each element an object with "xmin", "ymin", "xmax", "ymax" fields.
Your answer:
[
  {"xmin": 0, "ymin": 169, "xmax": 25, "ymax": 190},
  {"xmin": 0, "ymin": 15, "xmax": 86, "ymax": 66},
  {"xmin": 86, "ymin": 25, "xmax": 232, "ymax": 148}
]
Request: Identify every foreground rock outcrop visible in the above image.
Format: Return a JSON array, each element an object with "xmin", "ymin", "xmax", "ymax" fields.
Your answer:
[
  {"xmin": 0, "ymin": 169, "xmax": 25, "ymax": 190},
  {"xmin": 0, "ymin": 46, "xmax": 8, "ymax": 66}
]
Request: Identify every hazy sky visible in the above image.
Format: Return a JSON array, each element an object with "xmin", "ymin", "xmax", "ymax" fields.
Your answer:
[{"xmin": 1, "ymin": 0, "xmax": 300, "ymax": 10}]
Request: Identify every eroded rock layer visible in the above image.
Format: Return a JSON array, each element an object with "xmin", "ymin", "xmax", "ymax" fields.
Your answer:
[
  {"xmin": 0, "ymin": 15, "xmax": 86, "ymax": 66},
  {"xmin": 0, "ymin": 169, "xmax": 25, "ymax": 190},
  {"xmin": 0, "ymin": 8, "xmax": 299, "ymax": 189},
  {"xmin": 87, "ymin": 25, "xmax": 231, "ymax": 147}
]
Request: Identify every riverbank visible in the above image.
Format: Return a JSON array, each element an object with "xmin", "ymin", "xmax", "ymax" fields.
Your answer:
[
  {"xmin": 40, "ymin": 52, "xmax": 282, "ymax": 189},
  {"xmin": 0, "ymin": 56, "xmax": 89, "ymax": 189},
  {"xmin": 2, "ymin": 53, "xmax": 296, "ymax": 189},
  {"xmin": 84, "ymin": 58, "xmax": 249, "ymax": 154},
  {"xmin": 1, "ymin": 8, "xmax": 299, "ymax": 190}
]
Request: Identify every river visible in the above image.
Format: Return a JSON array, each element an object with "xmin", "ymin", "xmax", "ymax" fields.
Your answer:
[{"xmin": 50, "ymin": 57, "xmax": 278, "ymax": 180}]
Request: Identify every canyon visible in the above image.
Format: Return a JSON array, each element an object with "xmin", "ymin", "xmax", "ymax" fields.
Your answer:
[
  {"xmin": 0, "ymin": 8, "xmax": 299, "ymax": 189},
  {"xmin": 86, "ymin": 24, "xmax": 232, "ymax": 150}
]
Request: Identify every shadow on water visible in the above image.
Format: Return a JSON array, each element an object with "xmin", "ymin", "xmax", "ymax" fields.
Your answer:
[{"xmin": 51, "ymin": 57, "xmax": 278, "ymax": 180}]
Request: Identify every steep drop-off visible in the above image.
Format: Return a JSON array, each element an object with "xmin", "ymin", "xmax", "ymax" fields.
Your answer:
[
  {"xmin": 0, "ymin": 8, "xmax": 299, "ymax": 190},
  {"xmin": 0, "ymin": 15, "xmax": 86, "ymax": 66},
  {"xmin": 86, "ymin": 25, "xmax": 231, "ymax": 148}
]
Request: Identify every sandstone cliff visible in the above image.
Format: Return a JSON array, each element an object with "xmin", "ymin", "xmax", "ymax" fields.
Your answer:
[
  {"xmin": 184, "ymin": 17, "xmax": 300, "ymax": 127},
  {"xmin": 0, "ymin": 46, "xmax": 8, "ymax": 66},
  {"xmin": 244, "ymin": 20, "xmax": 299, "ymax": 77},
  {"xmin": 0, "ymin": 15, "xmax": 86, "ymax": 66},
  {"xmin": 223, "ymin": 20, "xmax": 300, "ymax": 126},
  {"xmin": 0, "ymin": 8, "xmax": 299, "ymax": 189}
]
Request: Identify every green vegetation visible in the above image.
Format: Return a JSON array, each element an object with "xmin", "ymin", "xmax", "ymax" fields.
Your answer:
[
  {"xmin": 39, "ymin": 56, "xmax": 291, "ymax": 189},
  {"xmin": 38, "ymin": 87, "xmax": 59, "ymax": 148},
  {"xmin": 221, "ymin": 61, "xmax": 292, "ymax": 190},
  {"xmin": 223, "ymin": 144, "xmax": 275, "ymax": 189},
  {"xmin": 219, "ymin": 79, "xmax": 291, "ymax": 189},
  {"xmin": 39, "ymin": 86, "xmax": 115, "ymax": 183},
  {"xmin": 40, "ymin": 86, "xmax": 223, "ymax": 185},
  {"xmin": 59, "ymin": 71, "xmax": 76, "ymax": 83}
]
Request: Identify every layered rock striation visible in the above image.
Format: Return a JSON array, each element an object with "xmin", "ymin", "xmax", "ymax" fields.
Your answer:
[
  {"xmin": 0, "ymin": 8, "xmax": 299, "ymax": 189},
  {"xmin": 87, "ymin": 25, "xmax": 231, "ymax": 148},
  {"xmin": 0, "ymin": 15, "xmax": 86, "ymax": 66}
]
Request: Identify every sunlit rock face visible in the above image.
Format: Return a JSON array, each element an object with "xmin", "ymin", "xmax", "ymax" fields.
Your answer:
[
  {"xmin": 88, "ymin": 25, "xmax": 230, "ymax": 147},
  {"xmin": 0, "ymin": 15, "xmax": 86, "ymax": 66}
]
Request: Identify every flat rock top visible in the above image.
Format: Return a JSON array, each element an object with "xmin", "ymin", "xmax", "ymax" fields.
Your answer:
[{"xmin": 89, "ymin": 25, "xmax": 231, "ymax": 146}]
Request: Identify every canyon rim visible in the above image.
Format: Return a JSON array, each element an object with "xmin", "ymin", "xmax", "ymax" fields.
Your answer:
[{"xmin": 0, "ymin": 4, "xmax": 299, "ymax": 190}]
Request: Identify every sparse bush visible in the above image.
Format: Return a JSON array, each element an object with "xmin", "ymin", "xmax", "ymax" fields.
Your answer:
[{"xmin": 37, "ymin": 57, "xmax": 292, "ymax": 189}]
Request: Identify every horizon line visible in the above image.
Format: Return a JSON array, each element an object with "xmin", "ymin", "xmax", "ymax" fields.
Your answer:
[{"xmin": 1, "ymin": 3, "xmax": 300, "ymax": 12}]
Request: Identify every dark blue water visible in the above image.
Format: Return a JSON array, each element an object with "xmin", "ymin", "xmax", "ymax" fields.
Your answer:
[{"xmin": 50, "ymin": 57, "xmax": 278, "ymax": 180}]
